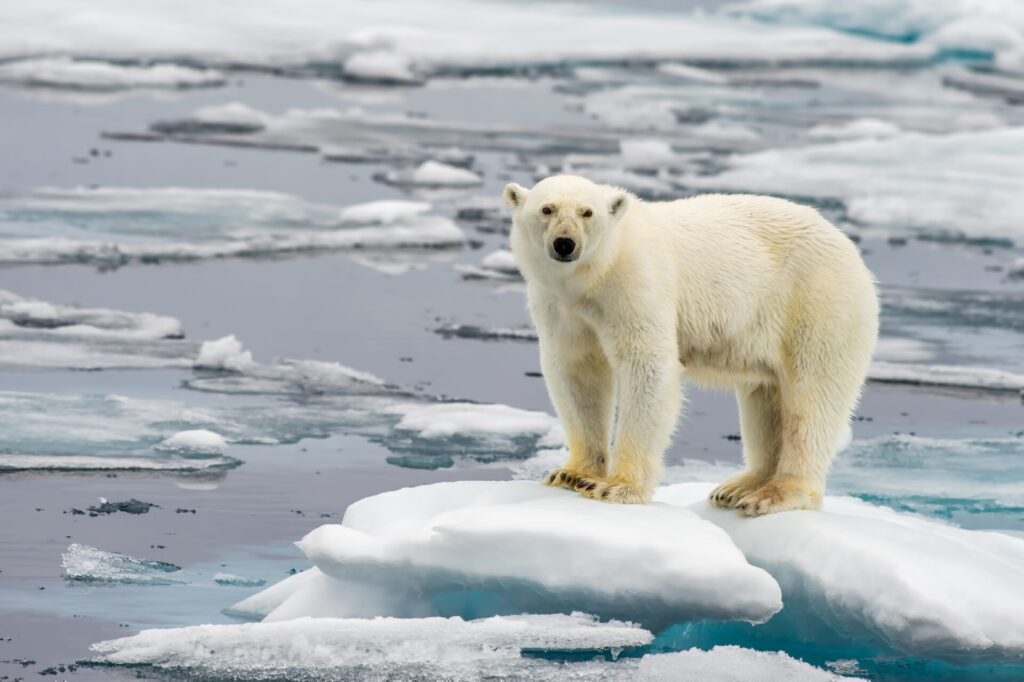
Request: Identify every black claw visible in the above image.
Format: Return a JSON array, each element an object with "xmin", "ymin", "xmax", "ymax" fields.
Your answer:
[
  {"xmin": 586, "ymin": 483, "xmax": 597, "ymax": 491},
  {"xmin": 601, "ymin": 489, "xmax": 611, "ymax": 499}
]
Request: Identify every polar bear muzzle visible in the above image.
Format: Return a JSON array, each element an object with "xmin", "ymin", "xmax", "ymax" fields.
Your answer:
[{"xmin": 551, "ymin": 237, "xmax": 578, "ymax": 261}]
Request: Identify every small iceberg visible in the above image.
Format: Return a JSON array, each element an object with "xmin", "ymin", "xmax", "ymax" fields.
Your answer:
[{"xmin": 62, "ymin": 543, "xmax": 183, "ymax": 585}]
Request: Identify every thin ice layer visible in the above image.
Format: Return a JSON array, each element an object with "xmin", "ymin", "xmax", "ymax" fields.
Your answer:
[
  {"xmin": 0, "ymin": 188, "xmax": 463, "ymax": 266},
  {"xmin": 253, "ymin": 481, "xmax": 781, "ymax": 628},
  {"xmin": 655, "ymin": 483, "xmax": 1024, "ymax": 663},
  {"xmin": 62, "ymin": 543, "xmax": 183, "ymax": 585},
  {"xmin": 0, "ymin": 57, "xmax": 225, "ymax": 90}
]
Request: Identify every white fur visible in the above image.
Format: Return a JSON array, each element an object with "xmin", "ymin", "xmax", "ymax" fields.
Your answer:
[{"xmin": 504, "ymin": 175, "xmax": 878, "ymax": 514}]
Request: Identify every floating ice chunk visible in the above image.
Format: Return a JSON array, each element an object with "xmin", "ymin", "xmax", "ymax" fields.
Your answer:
[
  {"xmin": 0, "ymin": 290, "xmax": 182, "ymax": 340},
  {"xmin": 188, "ymin": 356, "xmax": 391, "ymax": 395},
  {"xmin": 454, "ymin": 249, "xmax": 522, "ymax": 281},
  {"xmin": 90, "ymin": 613, "xmax": 652, "ymax": 680},
  {"xmin": 0, "ymin": 56, "xmax": 225, "ymax": 90},
  {"xmin": 1011, "ymin": 257, "xmax": 1024, "ymax": 279},
  {"xmin": 338, "ymin": 200, "xmax": 431, "ymax": 225},
  {"xmin": 62, "ymin": 543, "xmax": 183, "ymax": 585},
  {"xmin": 213, "ymin": 573, "xmax": 266, "ymax": 587},
  {"xmin": 0, "ymin": 453, "xmax": 238, "ymax": 473},
  {"xmin": 343, "ymin": 50, "xmax": 421, "ymax": 84},
  {"xmin": 195, "ymin": 335, "xmax": 254, "ymax": 372},
  {"xmin": 619, "ymin": 138, "xmax": 677, "ymax": 165},
  {"xmin": 190, "ymin": 102, "xmax": 270, "ymax": 130},
  {"xmin": 224, "ymin": 569, "xmax": 319, "ymax": 620},
  {"xmin": 807, "ymin": 117, "xmax": 902, "ymax": 140},
  {"xmin": 254, "ymin": 481, "xmax": 781, "ymax": 628},
  {"xmin": 869, "ymin": 360, "xmax": 1024, "ymax": 392},
  {"xmin": 435, "ymin": 323, "xmax": 538, "ymax": 342},
  {"xmin": 384, "ymin": 161, "xmax": 483, "ymax": 187},
  {"xmin": 682, "ymin": 127, "xmax": 1024, "ymax": 244},
  {"xmin": 156, "ymin": 430, "xmax": 228, "ymax": 457},
  {"xmin": 925, "ymin": 17, "xmax": 1024, "ymax": 54},
  {"xmin": 656, "ymin": 483, "xmax": 1024, "ymax": 663}
]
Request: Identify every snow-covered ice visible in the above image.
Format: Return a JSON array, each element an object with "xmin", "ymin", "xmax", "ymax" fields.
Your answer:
[
  {"xmin": 454, "ymin": 248, "xmax": 523, "ymax": 281},
  {"xmin": 62, "ymin": 543, "xmax": 184, "ymax": 585},
  {"xmin": 238, "ymin": 481, "xmax": 782, "ymax": 628},
  {"xmin": 656, "ymin": 483, "xmax": 1024, "ymax": 663},
  {"xmin": 0, "ymin": 187, "xmax": 464, "ymax": 266}
]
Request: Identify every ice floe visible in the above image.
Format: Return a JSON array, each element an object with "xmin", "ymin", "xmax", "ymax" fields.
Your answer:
[
  {"xmin": 381, "ymin": 161, "xmax": 483, "ymax": 187},
  {"xmin": 682, "ymin": 127, "xmax": 1024, "ymax": 245},
  {"xmin": 656, "ymin": 483, "xmax": 1024, "ymax": 663},
  {"xmin": 89, "ymin": 616, "xmax": 852, "ymax": 681},
  {"xmin": 238, "ymin": 481, "xmax": 782, "ymax": 628},
  {"xmin": 0, "ymin": 56, "xmax": 225, "ymax": 91},
  {"xmin": 155, "ymin": 430, "xmax": 229, "ymax": 457},
  {"xmin": 0, "ymin": 187, "xmax": 463, "ymax": 266},
  {"xmin": 62, "ymin": 543, "xmax": 183, "ymax": 585}
]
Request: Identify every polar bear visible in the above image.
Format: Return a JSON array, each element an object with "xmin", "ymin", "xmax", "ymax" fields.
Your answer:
[{"xmin": 503, "ymin": 175, "xmax": 878, "ymax": 515}]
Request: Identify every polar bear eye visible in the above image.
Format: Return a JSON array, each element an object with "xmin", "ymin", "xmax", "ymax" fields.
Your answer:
[
  {"xmin": 542, "ymin": 207, "xmax": 552, "ymax": 215},
  {"xmin": 582, "ymin": 209, "xmax": 593, "ymax": 218}
]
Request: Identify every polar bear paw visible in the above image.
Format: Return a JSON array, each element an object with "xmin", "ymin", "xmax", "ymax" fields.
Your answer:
[
  {"xmin": 543, "ymin": 468, "xmax": 592, "ymax": 490},
  {"xmin": 571, "ymin": 476, "xmax": 651, "ymax": 504},
  {"xmin": 709, "ymin": 470, "xmax": 768, "ymax": 509},
  {"xmin": 733, "ymin": 477, "xmax": 822, "ymax": 516}
]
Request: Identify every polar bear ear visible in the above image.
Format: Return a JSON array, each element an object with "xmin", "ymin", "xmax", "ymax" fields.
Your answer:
[
  {"xmin": 503, "ymin": 183, "xmax": 528, "ymax": 211},
  {"xmin": 608, "ymin": 192, "xmax": 629, "ymax": 221}
]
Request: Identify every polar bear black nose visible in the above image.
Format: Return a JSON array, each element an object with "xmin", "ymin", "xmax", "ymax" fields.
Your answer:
[{"xmin": 553, "ymin": 238, "xmax": 576, "ymax": 258}]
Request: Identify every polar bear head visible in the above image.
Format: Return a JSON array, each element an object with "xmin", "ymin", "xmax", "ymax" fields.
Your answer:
[{"xmin": 503, "ymin": 175, "xmax": 629, "ymax": 267}]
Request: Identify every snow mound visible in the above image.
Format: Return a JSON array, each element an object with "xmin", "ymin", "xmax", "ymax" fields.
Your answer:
[
  {"xmin": 0, "ymin": 56, "xmax": 224, "ymax": 90},
  {"xmin": 155, "ymin": 430, "xmax": 228, "ymax": 456},
  {"xmin": 338, "ymin": 200, "xmax": 432, "ymax": 225},
  {"xmin": 656, "ymin": 483, "xmax": 1024, "ymax": 663},
  {"xmin": 242, "ymin": 481, "xmax": 782, "ymax": 628},
  {"xmin": 194, "ymin": 335, "xmax": 254, "ymax": 372},
  {"xmin": 62, "ymin": 543, "xmax": 183, "ymax": 585},
  {"xmin": 384, "ymin": 161, "xmax": 483, "ymax": 187},
  {"xmin": 343, "ymin": 50, "xmax": 421, "ymax": 84}
]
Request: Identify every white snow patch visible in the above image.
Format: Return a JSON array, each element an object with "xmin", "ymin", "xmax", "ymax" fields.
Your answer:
[
  {"xmin": 455, "ymin": 249, "xmax": 522, "ymax": 281},
  {"xmin": 869, "ymin": 360, "xmax": 1024, "ymax": 392},
  {"xmin": 155, "ymin": 429, "xmax": 228, "ymax": 456},
  {"xmin": 387, "ymin": 402, "xmax": 563, "ymax": 447},
  {"xmin": 251, "ymin": 480, "xmax": 782, "ymax": 627}
]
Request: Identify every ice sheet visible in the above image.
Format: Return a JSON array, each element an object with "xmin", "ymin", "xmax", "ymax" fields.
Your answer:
[{"xmin": 250, "ymin": 480, "xmax": 782, "ymax": 628}]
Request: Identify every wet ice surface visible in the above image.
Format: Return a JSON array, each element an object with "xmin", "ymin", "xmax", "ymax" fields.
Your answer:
[{"xmin": 2, "ymin": 1, "xmax": 1024, "ymax": 680}]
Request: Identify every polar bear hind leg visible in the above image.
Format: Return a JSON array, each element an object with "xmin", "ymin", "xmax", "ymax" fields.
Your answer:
[{"xmin": 710, "ymin": 383, "xmax": 783, "ymax": 508}]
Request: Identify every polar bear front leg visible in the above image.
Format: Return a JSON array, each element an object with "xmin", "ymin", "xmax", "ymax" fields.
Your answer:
[
  {"xmin": 537, "ymin": 331, "xmax": 615, "ymax": 491},
  {"xmin": 577, "ymin": 346, "xmax": 682, "ymax": 504}
]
